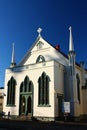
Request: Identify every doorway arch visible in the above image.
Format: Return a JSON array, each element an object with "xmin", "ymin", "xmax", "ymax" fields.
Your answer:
[{"xmin": 19, "ymin": 76, "xmax": 33, "ymax": 116}]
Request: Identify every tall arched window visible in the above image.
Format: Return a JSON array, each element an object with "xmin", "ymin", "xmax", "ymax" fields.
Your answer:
[
  {"xmin": 20, "ymin": 75, "xmax": 33, "ymax": 93},
  {"xmin": 7, "ymin": 76, "xmax": 16, "ymax": 105},
  {"xmin": 38, "ymin": 72, "xmax": 50, "ymax": 106},
  {"xmin": 19, "ymin": 76, "xmax": 33, "ymax": 115},
  {"xmin": 76, "ymin": 73, "xmax": 80, "ymax": 103}
]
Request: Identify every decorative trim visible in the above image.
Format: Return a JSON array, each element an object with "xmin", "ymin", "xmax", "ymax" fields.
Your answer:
[
  {"xmin": 20, "ymin": 92, "xmax": 32, "ymax": 95},
  {"xmin": 36, "ymin": 41, "xmax": 44, "ymax": 46}
]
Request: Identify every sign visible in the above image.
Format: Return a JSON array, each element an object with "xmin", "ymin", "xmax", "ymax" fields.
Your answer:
[{"xmin": 62, "ymin": 102, "xmax": 70, "ymax": 113}]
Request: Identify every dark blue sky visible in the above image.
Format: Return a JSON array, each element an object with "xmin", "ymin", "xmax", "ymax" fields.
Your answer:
[{"xmin": 0, "ymin": 0, "xmax": 87, "ymax": 87}]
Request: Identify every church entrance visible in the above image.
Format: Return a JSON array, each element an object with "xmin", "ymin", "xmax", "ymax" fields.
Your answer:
[
  {"xmin": 20, "ymin": 95, "xmax": 32, "ymax": 115},
  {"xmin": 57, "ymin": 94, "xmax": 63, "ymax": 119},
  {"xmin": 19, "ymin": 76, "xmax": 33, "ymax": 116}
]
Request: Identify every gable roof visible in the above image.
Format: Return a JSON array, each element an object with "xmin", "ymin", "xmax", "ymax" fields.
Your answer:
[
  {"xmin": 15, "ymin": 34, "xmax": 87, "ymax": 72},
  {"xmin": 18, "ymin": 35, "xmax": 40, "ymax": 65},
  {"xmin": 18, "ymin": 35, "xmax": 69, "ymax": 66}
]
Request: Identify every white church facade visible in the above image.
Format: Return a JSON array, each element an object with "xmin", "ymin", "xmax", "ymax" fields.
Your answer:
[{"xmin": 3, "ymin": 27, "xmax": 87, "ymax": 121}]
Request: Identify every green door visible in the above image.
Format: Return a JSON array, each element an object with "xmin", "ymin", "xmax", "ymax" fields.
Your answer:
[
  {"xmin": 19, "ymin": 94, "xmax": 32, "ymax": 115},
  {"xmin": 27, "ymin": 96, "xmax": 32, "ymax": 113},
  {"xmin": 19, "ymin": 76, "xmax": 33, "ymax": 116}
]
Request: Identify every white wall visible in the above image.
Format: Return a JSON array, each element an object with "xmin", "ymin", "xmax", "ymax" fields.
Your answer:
[
  {"xmin": 3, "ymin": 61, "xmax": 56, "ymax": 117},
  {"xmin": 54, "ymin": 61, "xmax": 64, "ymax": 117}
]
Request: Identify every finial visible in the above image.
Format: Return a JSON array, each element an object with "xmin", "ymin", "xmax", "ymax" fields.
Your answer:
[
  {"xmin": 37, "ymin": 27, "xmax": 42, "ymax": 36},
  {"xmin": 69, "ymin": 26, "xmax": 72, "ymax": 31}
]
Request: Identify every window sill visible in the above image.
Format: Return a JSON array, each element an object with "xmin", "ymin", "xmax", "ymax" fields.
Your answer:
[
  {"xmin": 6, "ymin": 105, "xmax": 16, "ymax": 107},
  {"xmin": 38, "ymin": 104, "xmax": 51, "ymax": 107}
]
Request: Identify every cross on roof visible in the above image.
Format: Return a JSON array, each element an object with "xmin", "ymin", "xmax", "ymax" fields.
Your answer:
[{"xmin": 37, "ymin": 27, "xmax": 42, "ymax": 36}]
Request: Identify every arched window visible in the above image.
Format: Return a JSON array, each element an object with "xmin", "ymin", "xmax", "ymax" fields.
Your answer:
[
  {"xmin": 20, "ymin": 76, "xmax": 33, "ymax": 93},
  {"xmin": 36, "ymin": 55, "xmax": 45, "ymax": 63},
  {"xmin": 7, "ymin": 76, "xmax": 16, "ymax": 105},
  {"xmin": 38, "ymin": 72, "xmax": 50, "ymax": 106},
  {"xmin": 76, "ymin": 73, "xmax": 80, "ymax": 103},
  {"xmin": 46, "ymin": 76, "xmax": 50, "ymax": 104}
]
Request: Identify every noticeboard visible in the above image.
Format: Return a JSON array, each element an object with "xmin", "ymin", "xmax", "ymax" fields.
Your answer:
[{"xmin": 62, "ymin": 102, "xmax": 70, "ymax": 113}]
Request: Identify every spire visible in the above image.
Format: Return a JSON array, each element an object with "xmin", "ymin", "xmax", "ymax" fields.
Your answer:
[
  {"xmin": 69, "ymin": 26, "xmax": 74, "ymax": 51},
  {"xmin": 68, "ymin": 26, "xmax": 76, "ymax": 74},
  {"xmin": 11, "ymin": 43, "xmax": 15, "ymax": 63},
  {"xmin": 10, "ymin": 43, "xmax": 16, "ymax": 68}
]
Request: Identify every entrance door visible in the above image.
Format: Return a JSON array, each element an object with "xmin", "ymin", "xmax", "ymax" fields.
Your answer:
[
  {"xmin": 58, "ymin": 95, "xmax": 63, "ymax": 118},
  {"xmin": 19, "ymin": 95, "xmax": 32, "ymax": 115},
  {"xmin": 27, "ymin": 96, "xmax": 32, "ymax": 113},
  {"xmin": 19, "ymin": 76, "xmax": 33, "ymax": 116},
  {"xmin": 21, "ymin": 96, "xmax": 26, "ymax": 114}
]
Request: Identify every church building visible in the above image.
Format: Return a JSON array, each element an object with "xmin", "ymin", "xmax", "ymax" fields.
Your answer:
[{"xmin": 3, "ymin": 27, "xmax": 87, "ymax": 121}]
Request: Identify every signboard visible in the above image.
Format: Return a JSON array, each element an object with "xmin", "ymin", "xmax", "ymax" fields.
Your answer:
[{"xmin": 62, "ymin": 102, "xmax": 70, "ymax": 113}]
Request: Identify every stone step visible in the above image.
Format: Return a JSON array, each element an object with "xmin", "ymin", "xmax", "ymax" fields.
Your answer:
[{"xmin": 16, "ymin": 115, "xmax": 32, "ymax": 120}]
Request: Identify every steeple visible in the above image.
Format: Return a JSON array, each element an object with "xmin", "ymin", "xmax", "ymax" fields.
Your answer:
[
  {"xmin": 68, "ymin": 27, "xmax": 79, "ymax": 118},
  {"xmin": 10, "ymin": 43, "xmax": 16, "ymax": 68},
  {"xmin": 69, "ymin": 26, "xmax": 74, "ymax": 52}
]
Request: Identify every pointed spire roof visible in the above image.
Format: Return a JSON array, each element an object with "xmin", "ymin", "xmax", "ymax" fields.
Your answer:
[
  {"xmin": 11, "ymin": 43, "xmax": 15, "ymax": 63},
  {"xmin": 69, "ymin": 26, "xmax": 74, "ymax": 51},
  {"xmin": 10, "ymin": 43, "xmax": 16, "ymax": 67}
]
